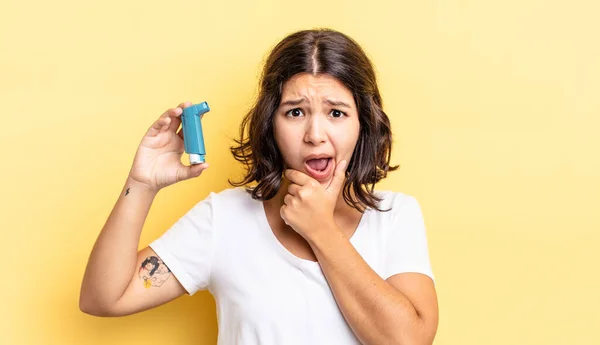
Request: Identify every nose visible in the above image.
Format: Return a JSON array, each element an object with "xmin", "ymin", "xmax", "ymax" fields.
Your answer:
[{"xmin": 303, "ymin": 114, "xmax": 327, "ymax": 145}]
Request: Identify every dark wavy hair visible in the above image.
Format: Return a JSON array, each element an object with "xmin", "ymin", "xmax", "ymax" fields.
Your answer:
[{"xmin": 229, "ymin": 28, "xmax": 399, "ymax": 212}]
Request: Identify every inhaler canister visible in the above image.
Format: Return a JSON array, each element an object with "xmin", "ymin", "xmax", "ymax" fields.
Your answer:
[{"xmin": 181, "ymin": 102, "xmax": 210, "ymax": 164}]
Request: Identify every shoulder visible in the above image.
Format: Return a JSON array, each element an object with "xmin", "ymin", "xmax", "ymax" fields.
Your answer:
[
  {"xmin": 368, "ymin": 190, "xmax": 424, "ymax": 226},
  {"xmin": 372, "ymin": 190, "xmax": 421, "ymax": 212},
  {"xmin": 203, "ymin": 186, "xmax": 255, "ymax": 210},
  {"xmin": 212, "ymin": 186, "xmax": 249, "ymax": 199},
  {"xmin": 181, "ymin": 187, "xmax": 255, "ymax": 224}
]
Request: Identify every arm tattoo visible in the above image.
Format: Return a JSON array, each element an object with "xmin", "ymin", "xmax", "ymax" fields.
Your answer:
[
  {"xmin": 138, "ymin": 256, "xmax": 172, "ymax": 288},
  {"xmin": 125, "ymin": 187, "xmax": 130, "ymax": 196}
]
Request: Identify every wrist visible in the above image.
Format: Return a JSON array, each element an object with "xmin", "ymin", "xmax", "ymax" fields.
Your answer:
[
  {"xmin": 306, "ymin": 222, "xmax": 344, "ymax": 249},
  {"xmin": 125, "ymin": 176, "xmax": 159, "ymax": 196}
]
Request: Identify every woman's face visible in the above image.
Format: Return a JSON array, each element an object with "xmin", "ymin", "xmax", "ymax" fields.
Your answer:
[{"xmin": 274, "ymin": 73, "xmax": 360, "ymax": 187}]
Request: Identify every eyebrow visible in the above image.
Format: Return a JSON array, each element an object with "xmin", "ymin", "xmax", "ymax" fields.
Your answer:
[
  {"xmin": 280, "ymin": 98, "xmax": 307, "ymax": 107},
  {"xmin": 324, "ymin": 99, "xmax": 352, "ymax": 108},
  {"xmin": 280, "ymin": 97, "xmax": 352, "ymax": 109}
]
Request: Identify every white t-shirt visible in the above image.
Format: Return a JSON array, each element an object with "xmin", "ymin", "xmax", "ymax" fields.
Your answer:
[{"xmin": 149, "ymin": 187, "xmax": 434, "ymax": 345}]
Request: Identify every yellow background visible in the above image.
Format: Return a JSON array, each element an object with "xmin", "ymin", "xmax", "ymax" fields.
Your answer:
[{"xmin": 1, "ymin": 0, "xmax": 598, "ymax": 344}]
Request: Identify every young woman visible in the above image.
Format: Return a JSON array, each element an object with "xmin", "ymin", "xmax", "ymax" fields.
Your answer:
[{"xmin": 80, "ymin": 28, "xmax": 439, "ymax": 345}]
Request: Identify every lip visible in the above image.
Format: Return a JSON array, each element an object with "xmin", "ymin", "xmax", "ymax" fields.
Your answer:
[
  {"xmin": 303, "ymin": 153, "xmax": 334, "ymax": 162},
  {"xmin": 303, "ymin": 156, "xmax": 334, "ymax": 182}
]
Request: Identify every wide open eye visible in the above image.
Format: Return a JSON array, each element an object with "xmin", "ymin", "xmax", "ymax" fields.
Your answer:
[
  {"xmin": 331, "ymin": 109, "xmax": 346, "ymax": 118},
  {"xmin": 286, "ymin": 108, "xmax": 304, "ymax": 117}
]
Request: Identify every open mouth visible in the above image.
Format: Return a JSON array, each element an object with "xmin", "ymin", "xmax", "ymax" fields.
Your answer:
[{"xmin": 304, "ymin": 157, "xmax": 333, "ymax": 181}]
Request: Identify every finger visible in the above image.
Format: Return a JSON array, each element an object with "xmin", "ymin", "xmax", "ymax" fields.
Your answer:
[
  {"xmin": 327, "ymin": 160, "xmax": 347, "ymax": 194},
  {"xmin": 162, "ymin": 102, "xmax": 191, "ymax": 133},
  {"xmin": 287, "ymin": 183, "xmax": 301, "ymax": 196},
  {"xmin": 171, "ymin": 101, "xmax": 194, "ymax": 118},
  {"xmin": 283, "ymin": 194, "xmax": 294, "ymax": 206},
  {"xmin": 280, "ymin": 206, "xmax": 289, "ymax": 225},
  {"xmin": 177, "ymin": 101, "xmax": 193, "ymax": 109},
  {"xmin": 176, "ymin": 127, "xmax": 184, "ymax": 140},
  {"xmin": 176, "ymin": 162, "xmax": 209, "ymax": 181},
  {"xmin": 166, "ymin": 107, "xmax": 183, "ymax": 132},
  {"xmin": 284, "ymin": 169, "xmax": 311, "ymax": 186},
  {"xmin": 159, "ymin": 106, "xmax": 179, "ymax": 120},
  {"xmin": 148, "ymin": 116, "xmax": 171, "ymax": 137},
  {"xmin": 170, "ymin": 102, "xmax": 205, "ymax": 134}
]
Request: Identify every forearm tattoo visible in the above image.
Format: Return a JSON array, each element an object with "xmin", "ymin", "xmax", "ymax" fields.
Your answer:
[{"xmin": 138, "ymin": 256, "xmax": 172, "ymax": 288}]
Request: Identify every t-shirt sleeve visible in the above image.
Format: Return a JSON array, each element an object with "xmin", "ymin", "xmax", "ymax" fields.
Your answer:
[
  {"xmin": 148, "ymin": 192, "xmax": 217, "ymax": 296},
  {"xmin": 383, "ymin": 195, "xmax": 435, "ymax": 284}
]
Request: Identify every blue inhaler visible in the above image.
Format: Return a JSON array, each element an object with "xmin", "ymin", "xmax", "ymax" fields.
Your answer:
[{"xmin": 181, "ymin": 102, "xmax": 210, "ymax": 164}]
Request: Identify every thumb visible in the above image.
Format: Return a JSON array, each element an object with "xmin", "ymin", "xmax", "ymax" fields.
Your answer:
[
  {"xmin": 178, "ymin": 163, "xmax": 209, "ymax": 181},
  {"xmin": 327, "ymin": 160, "xmax": 347, "ymax": 195}
]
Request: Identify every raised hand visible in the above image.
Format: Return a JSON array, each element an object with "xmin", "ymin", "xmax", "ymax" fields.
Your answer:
[{"xmin": 128, "ymin": 102, "xmax": 209, "ymax": 192}]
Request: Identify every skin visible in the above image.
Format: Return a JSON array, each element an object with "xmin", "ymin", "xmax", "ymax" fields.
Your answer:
[
  {"xmin": 268, "ymin": 72, "xmax": 364, "ymax": 249},
  {"xmin": 264, "ymin": 72, "xmax": 439, "ymax": 344},
  {"xmin": 273, "ymin": 72, "xmax": 360, "ymax": 188}
]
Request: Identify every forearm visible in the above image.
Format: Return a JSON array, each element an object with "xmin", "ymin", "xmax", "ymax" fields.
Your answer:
[
  {"xmin": 308, "ymin": 228, "xmax": 426, "ymax": 345},
  {"xmin": 80, "ymin": 176, "xmax": 158, "ymax": 309}
]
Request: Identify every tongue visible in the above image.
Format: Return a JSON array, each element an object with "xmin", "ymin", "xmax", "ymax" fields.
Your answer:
[{"xmin": 307, "ymin": 158, "xmax": 329, "ymax": 171}]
